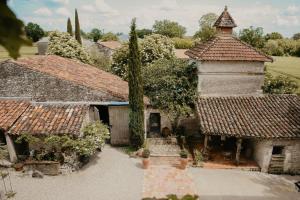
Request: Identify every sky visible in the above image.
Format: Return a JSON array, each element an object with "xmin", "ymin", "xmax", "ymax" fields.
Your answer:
[{"xmin": 8, "ymin": 0, "xmax": 300, "ymax": 37}]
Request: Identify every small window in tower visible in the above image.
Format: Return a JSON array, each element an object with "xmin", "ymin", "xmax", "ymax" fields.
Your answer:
[{"xmin": 272, "ymin": 146, "xmax": 284, "ymax": 155}]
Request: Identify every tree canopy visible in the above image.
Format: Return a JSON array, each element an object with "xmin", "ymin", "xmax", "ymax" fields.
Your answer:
[
  {"xmin": 265, "ymin": 32, "xmax": 283, "ymax": 41},
  {"xmin": 75, "ymin": 9, "xmax": 82, "ymax": 44},
  {"xmin": 88, "ymin": 28, "xmax": 102, "ymax": 42},
  {"xmin": 239, "ymin": 26, "xmax": 265, "ymax": 49},
  {"xmin": 143, "ymin": 58, "xmax": 197, "ymax": 133},
  {"xmin": 262, "ymin": 73, "xmax": 298, "ymax": 94},
  {"xmin": 153, "ymin": 20, "xmax": 186, "ymax": 38},
  {"xmin": 136, "ymin": 28, "xmax": 153, "ymax": 39},
  {"xmin": 67, "ymin": 18, "xmax": 73, "ymax": 36},
  {"xmin": 293, "ymin": 33, "xmax": 300, "ymax": 40},
  {"xmin": 25, "ymin": 22, "xmax": 45, "ymax": 42},
  {"xmin": 111, "ymin": 34, "xmax": 175, "ymax": 80},
  {"xmin": 101, "ymin": 32, "xmax": 119, "ymax": 41},
  {"xmin": 47, "ymin": 31, "xmax": 91, "ymax": 64},
  {"xmin": 194, "ymin": 13, "xmax": 218, "ymax": 42}
]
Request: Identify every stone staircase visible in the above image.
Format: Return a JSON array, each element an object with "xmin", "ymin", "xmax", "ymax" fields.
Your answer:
[
  {"xmin": 147, "ymin": 137, "xmax": 181, "ymax": 166},
  {"xmin": 147, "ymin": 137, "xmax": 181, "ymax": 156},
  {"xmin": 268, "ymin": 155, "xmax": 285, "ymax": 174}
]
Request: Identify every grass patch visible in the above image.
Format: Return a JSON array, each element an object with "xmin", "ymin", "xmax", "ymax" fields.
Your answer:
[
  {"xmin": 0, "ymin": 45, "xmax": 38, "ymax": 61},
  {"xmin": 266, "ymin": 56, "xmax": 300, "ymax": 93}
]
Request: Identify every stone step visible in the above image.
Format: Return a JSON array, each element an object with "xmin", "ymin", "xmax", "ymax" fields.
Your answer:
[
  {"xmin": 147, "ymin": 137, "xmax": 181, "ymax": 157},
  {"xmin": 149, "ymin": 156, "xmax": 180, "ymax": 166}
]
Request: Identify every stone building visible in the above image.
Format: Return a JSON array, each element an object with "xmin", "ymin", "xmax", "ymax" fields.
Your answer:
[
  {"xmin": 95, "ymin": 41, "xmax": 122, "ymax": 58},
  {"xmin": 185, "ymin": 6, "xmax": 300, "ymax": 174},
  {"xmin": 0, "ymin": 55, "xmax": 144, "ymax": 147}
]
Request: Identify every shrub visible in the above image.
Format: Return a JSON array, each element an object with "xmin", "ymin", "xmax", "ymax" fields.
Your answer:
[
  {"xmin": 47, "ymin": 31, "xmax": 92, "ymax": 64},
  {"xmin": 193, "ymin": 149, "xmax": 203, "ymax": 164},
  {"xmin": 262, "ymin": 73, "xmax": 298, "ymax": 94},
  {"xmin": 142, "ymin": 149, "xmax": 150, "ymax": 158},
  {"xmin": 179, "ymin": 149, "xmax": 188, "ymax": 158},
  {"xmin": 172, "ymin": 37, "xmax": 195, "ymax": 49},
  {"xmin": 89, "ymin": 46, "xmax": 111, "ymax": 72}
]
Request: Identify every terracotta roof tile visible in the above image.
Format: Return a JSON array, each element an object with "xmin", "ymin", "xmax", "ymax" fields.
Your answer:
[
  {"xmin": 197, "ymin": 95, "xmax": 300, "ymax": 138},
  {"xmin": 97, "ymin": 41, "xmax": 122, "ymax": 50},
  {"xmin": 185, "ymin": 36, "xmax": 273, "ymax": 62},
  {"xmin": 0, "ymin": 100, "xmax": 30, "ymax": 131},
  {"xmin": 11, "ymin": 55, "xmax": 129, "ymax": 101},
  {"xmin": 9, "ymin": 104, "xmax": 89, "ymax": 136}
]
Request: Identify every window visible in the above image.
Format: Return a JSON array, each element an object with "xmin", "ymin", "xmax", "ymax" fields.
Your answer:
[{"xmin": 272, "ymin": 146, "xmax": 284, "ymax": 155}]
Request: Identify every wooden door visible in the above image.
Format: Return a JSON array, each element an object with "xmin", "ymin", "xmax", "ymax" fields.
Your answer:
[{"xmin": 109, "ymin": 106, "xmax": 130, "ymax": 145}]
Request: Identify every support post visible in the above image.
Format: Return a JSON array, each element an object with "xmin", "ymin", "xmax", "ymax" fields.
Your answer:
[
  {"xmin": 204, "ymin": 135, "xmax": 208, "ymax": 151},
  {"xmin": 235, "ymin": 138, "xmax": 242, "ymax": 166},
  {"xmin": 5, "ymin": 134, "xmax": 18, "ymax": 163}
]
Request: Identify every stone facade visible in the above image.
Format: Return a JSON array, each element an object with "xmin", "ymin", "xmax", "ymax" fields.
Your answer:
[
  {"xmin": 252, "ymin": 139, "xmax": 300, "ymax": 174},
  {"xmin": 0, "ymin": 62, "xmax": 123, "ymax": 102},
  {"xmin": 196, "ymin": 61, "xmax": 264, "ymax": 96}
]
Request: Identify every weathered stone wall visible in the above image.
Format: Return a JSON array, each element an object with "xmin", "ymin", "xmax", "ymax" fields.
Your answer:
[
  {"xmin": 196, "ymin": 61, "xmax": 265, "ymax": 96},
  {"xmin": 252, "ymin": 139, "xmax": 300, "ymax": 174},
  {"xmin": 145, "ymin": 108, "xmax": 172, "ymax": 134},
  {"xmin": 0, "ymin": 62, "xmax": 123, "ymax": 102}
]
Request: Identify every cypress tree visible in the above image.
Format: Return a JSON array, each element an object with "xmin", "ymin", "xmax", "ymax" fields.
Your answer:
[
  {"xmin": 67, "ymin": 17, "xmax": 73, "ymax": 36},
  {"xmin": 128, "ymin": 18, "xmax": 145, "ymax": 148},
  {"xmin": 74, "ymin": 9, "xmax": 82, "ymax": 44}
]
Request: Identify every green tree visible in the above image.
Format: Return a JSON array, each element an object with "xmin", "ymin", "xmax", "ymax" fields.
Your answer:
[
  {"xmin": 0, "ymin": 0, "xmax": 31, "ymax": 59},
  {"xmin": 101, "ymin": 32, "xmax": 119, "ymax": 41},
  {"xmin": 262, "ymin": 73, "xmax": 298, "ymax": 94},
  {"xmin": 292, "ymin": 33, "xmax": 300, "ymax": 40},
  {"xmin": 239, "ymin": 26, "xmax": 265, "ymax": 49},
  {"xmin": 111, "ymin": 34, "xmax": 175, "ymax": 79},
  {"xmin": 67, "ymin": 17, "xmax": 73, "ymax": 36},
  {"xmin": 75, "ymin": 9, "xmax": 82, "ymax": 44},
  {"xmin": 172, "ymin": 37, "xmax": 194, "ymax": 49},
  {"xmin": 143, "ymin": 58, "xmax": 197, "ymax": 134},
  {"xmin": 194, "ymin": 13, "xmax": 218, "ymax": 42},
  {"xmin": 265, "ymin": 32, "xmax": 283, "ymax": 41},
  {"xmin": 47, "ymin": 31, "xmax": 91, "ymax": 64},
  {"xmin": 153, "ymin": 20, "xmax": 186, "ymax": 38},
  {"xmin": 88, "ymin": 28, "xmax": 102, "ymax": 42},
  {"xmin": 136, "ymin": 28, "xmax": 152, "ymax": 39},
  {"xmin": 25, "ymin": 22, "xmax": 44, "ymax": 42},
  {"xmin": 128, "ymin": 19, "xmax": 144, "ymax": 148}
]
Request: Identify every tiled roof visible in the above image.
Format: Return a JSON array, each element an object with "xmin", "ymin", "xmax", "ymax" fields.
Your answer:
[
  {"xmin": 185, "ymin": 36, "xmax": 273, "ymax": 62},
  {"xmin": 197, "ymin": 95, "xmax": 300, "ymax": 139},
  {"xmin": 9, "ymin": 103, "xmax": 89, "ymax": 136},
  {"xmin": 174, "ymin": 49, "xmax": 189, "ymax": 59},
  {"xmin": 98, "ymin": 41, "xmax": 122, "ymax": 50},
  {"xmin": 213, "ymin": 6, "xmax": 237, "ymax": 28},
  {"xmin": 0, "ymin": 100, "xmax": 30, "ymax": 131},
  {"xmin": 12, "ymin": 55, "xmax": 129, "ymax": 101}
]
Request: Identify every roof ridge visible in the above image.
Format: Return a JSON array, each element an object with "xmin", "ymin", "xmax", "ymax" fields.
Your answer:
[{"xmin": 233, "ymin": 37, "xmax": 273, "ymax": 62}]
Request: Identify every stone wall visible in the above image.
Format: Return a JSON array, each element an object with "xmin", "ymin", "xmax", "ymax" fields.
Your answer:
[
  {"xmin": 196, "ymin": 61, "xmax": 265, "ymax": 96},
  {"xmin": 0, "ymin": 62, "xmax": 123, "ymax": 102},
  {"xmin": 252, "ymin": 139, "xmax": 300, "ymax": 174}
]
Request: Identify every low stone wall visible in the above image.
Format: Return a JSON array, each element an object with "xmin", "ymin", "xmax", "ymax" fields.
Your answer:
[{"xmin": 24, "ymin": 161, "xmax": 60, "ymax": 176}]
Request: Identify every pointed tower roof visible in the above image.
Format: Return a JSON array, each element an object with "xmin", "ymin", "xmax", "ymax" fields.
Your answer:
[{"xmin": 213, "ymin": 6, "xmax": 237, "ymax": 28}]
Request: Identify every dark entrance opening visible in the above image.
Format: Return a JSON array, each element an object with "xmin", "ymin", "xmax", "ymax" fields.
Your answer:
[
  {"xmin": 97, "ymin": 105, "xmax": 110, "ymax": 125},
  {"xmin": 0, "ymin": 129, "xmax": 7, "ymax": 145},
  {"xmin": 149, "ymin": 113, "xmax": 161, "ymax": 134}
]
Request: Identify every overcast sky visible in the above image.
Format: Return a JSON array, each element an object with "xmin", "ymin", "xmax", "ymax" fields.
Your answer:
[{"xmin": 8, "ymin": 0, "xmax": 300, "ymax": 37}]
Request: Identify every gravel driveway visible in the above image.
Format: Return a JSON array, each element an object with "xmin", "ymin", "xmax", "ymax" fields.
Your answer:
[
  {"xmin": 7, "ymin": 146, "xmax": 143, "ymax": 200},
  {"xmin": 189, "ymin": 168, "xmax": 300, "ymax": 200}
]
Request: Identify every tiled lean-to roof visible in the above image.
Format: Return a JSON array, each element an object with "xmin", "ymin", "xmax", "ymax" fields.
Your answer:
[
  {"xmin": 12, "ymin": 55, "xmax": 129, "ymax": 101},
  {"xmin": 9, "ymin": 103, "xmax": 89, "ymax": 136},
  {"xmin": 185, "ymin": 36, "xmax": 273, "ymax": 62},
  {"xmin": 0, "ymin": 99, "xmax": 30, "ymax": 131},
  {"xmin": 98, "ymin": 41, "xmax": 122, "ymax": 50},
  {"xmin": 197, "ymin": 95, "xmax": 300, "ymax": 139}
]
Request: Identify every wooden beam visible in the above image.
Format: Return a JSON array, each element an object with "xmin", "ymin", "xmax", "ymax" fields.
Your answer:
[{"xmin": 235, "ymin": 138, "xmax": 242, "ymax": 166}]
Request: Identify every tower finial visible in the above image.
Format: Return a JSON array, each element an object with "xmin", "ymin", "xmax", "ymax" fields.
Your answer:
[{"xmin": 224, "ymin": 5, "xmax": 228, "ymax": 11}]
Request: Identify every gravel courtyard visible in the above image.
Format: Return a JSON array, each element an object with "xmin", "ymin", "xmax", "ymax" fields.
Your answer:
[
  {"xmin": 7, "ymin": 146, "xmax": 143, "ymax": 200},
  {"xmin": 3, "ymin": 146, "xmax": 300, "ymax": 200}
]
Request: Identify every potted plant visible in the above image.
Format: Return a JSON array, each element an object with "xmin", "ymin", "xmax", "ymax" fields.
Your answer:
[
  {"xmin": 142, "ymin": 149, "xmax": 150, "ymax": 169},
  {"xmin": 179, "ymin": 149, "xmax": 189, "ymax": 169}
]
